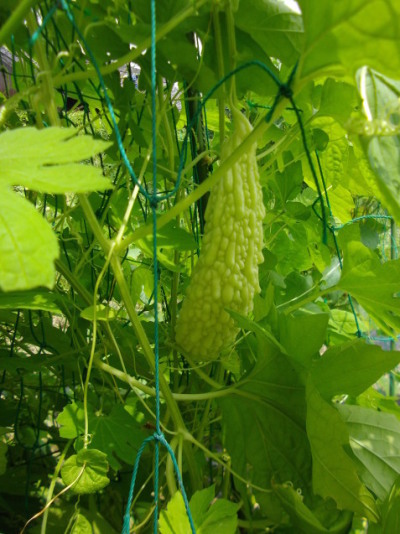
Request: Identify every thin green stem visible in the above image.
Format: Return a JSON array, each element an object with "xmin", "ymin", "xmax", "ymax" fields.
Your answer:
[
  {"xmin": 51, "ymin": 1, "xmax": 208, "ymax": 87},
  {"xmin": 41, "ymin": 440, "xmax": 73, "ymax": 534},
  {"xmin": 212, "ymin": 8, "xmax": 226, "ymax": 141},
  {"xmin": 225, "ymin": 2, "xmax": 238, "ymax": 102},
  {"xmin": 28, "ymin": 11, "xmax": 60, "ymax": 126},
  {"xmin": 95, "ymin": 359, "xmax": 235, "ymax": 402},
  {"xmin": 78, "ymin": 194, "xmax": 201, "ymax": 489},
  {"xmin": 165, "ymin": 436, "xmax": 179, "ymax": 496},
  {"xmin": 117, "ymin": 99, "xmax": 288, "ymax": 252}
]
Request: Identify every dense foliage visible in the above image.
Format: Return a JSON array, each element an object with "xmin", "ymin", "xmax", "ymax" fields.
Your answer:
[{"xmin": 1, "ymin": 0, "xmax": 400, "ymax": 532}]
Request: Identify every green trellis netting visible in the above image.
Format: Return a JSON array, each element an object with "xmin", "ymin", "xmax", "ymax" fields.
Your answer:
[{"xmin": 1, "ymin": 1, "xmax": 400, "ymax": 533}]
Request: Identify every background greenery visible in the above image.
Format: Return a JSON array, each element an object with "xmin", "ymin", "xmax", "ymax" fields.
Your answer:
[{"xmin": 1, "ymin": 0, "xmax": 400, "ymax": 532}]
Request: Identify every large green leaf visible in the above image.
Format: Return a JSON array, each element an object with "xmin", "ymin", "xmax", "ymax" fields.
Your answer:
[
  {"xmin": 0, "ymin": 127, "xmax": 111, "ymax": 291},
  {"xmin": 306, "ymin": 378, "xmax": 378, "ymax": 520},
  {"xmin": 338, "ymin": 241, "xmax": 400, "ymax": 333},
  {"xmin": 159, "ymin": 486, "xmax": 238, "ymax": 534},
  {"xmin": 0, "ymin": 187, "xmax": 58, "ymax": 290},
  {"xmin": 338, "ymin": 404, "xmax": 400, "ymax": 501},
  {"xmin": 218, "ymin": 348, "xmax": 312, "ymax": 523},
  {"xmin": 235, "ymin": 0, "xmax": 303, "ymax": 66},
  {"xmin": 311, "ymin": 339, "xmax": 400, "ymax": 400},
  {"xmin": 0, "ymin": 127, "xmax": 112, "ymax": 193},
  {"xmin": 298, "ymin": 0, "xmax": 400, "ymax": 79}
]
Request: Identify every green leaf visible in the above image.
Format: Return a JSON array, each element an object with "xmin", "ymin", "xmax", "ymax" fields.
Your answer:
[
  {"xmin": 364, "ymin": 135, "xmax": 400, "ymax": 226},
  {"xmin": 80, "ymin": 304, "xmax": 117, "ymax": 322},
  {"xmin": 272, "ymin": 222, "xmax": 313, "ymax": 275},
  {"xmin": 235, "ymin": 0, "xmax": 303, "ymax": 66},
  {"xmin": 338, "ymin": 241, "xmax": 400, "ymax": 333},
  {"xmin": 268, "ymin": 160, "xmax": 304, "ymax": 208},
  {"xmin": 311, "ymin": 339, "xmax": 400, "ymax": 400},
  {"xmin": 272, "ymin": 482, "xmax": 352, "ymax": 534},
  {"xmin": 61, "ymin": 449, "xmax": 109, "ymax": 495},
  {"xmin": 381, "ymin": 476, "xmax": 400, "ymax": 533},
  {"xmin": 298, "ymin": 0, "xmax": 400, "ymax": 79},
  {"xmin": 159, "ymin": 491, "xmax": 191, "ymax": 534},
  {"xmin": 151, "ymin": 221, "xmax": 198, "ymax": 251},
  {"xmin": 306, "ymin": 378, "xmax": 378, "ymax": 520},
  {"xmin": 0, "ymin": 289, "xmax": 60, "ymax": 312},
  {"xmin": 354, "ymin": 68, "xmax": 400, "ymax": 224},
  {"xmin": 338, "ymin": 404, "xmax": 400, "ymax": 500},
  {"xmin": 57, "ymin": 402, "xmax": 86, "ymax": 440},
  {"xmin": 71, "ymin": 513, "xmax": 92, "ymax": 534},
  {"xmin": 159, "ymin": 487, "xmax": 239, "ymax": 534},
  {"xmin": 218, "ymin": 350, "xmax": 311, "ymax": 523},
  {"xmin": 326, "ymin": 184, "xmax": 354, "ymax": 224},
  {"xmin": 317, "ymin": 78, "xmax": 359, "ymax": 125},
  {"xmin": 89, "ymin": 405, "xmax": 146, "ymax": 470},
  {"xmin": 0, "ymin": 127, "xmax": 112, "ymax": 193},
  {"xmin": 0, "ymin": 127, "xmax": 112, "ymax": 291},
  {"xmin": 279, "ymin": 310, "xmax": 329, "ymax": 368},
  {"xmin": 57, "ymin": 402, "xmax": 146, "ymax": 470},
  {"xmin": 0, "ymin": 187, "xmax": 58, "ymax": 291},
  {"xmin": 328, "ymin": 309, "xmax": 368, "ymax": 343}
]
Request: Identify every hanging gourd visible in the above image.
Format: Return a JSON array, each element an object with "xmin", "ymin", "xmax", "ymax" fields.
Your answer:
[{"xmin": 175, "ymin": 106, "xmax": 265, "ymax": 360}]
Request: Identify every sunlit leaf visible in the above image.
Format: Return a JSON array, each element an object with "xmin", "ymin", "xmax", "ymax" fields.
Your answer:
[
  {"xmin": 61, "ymin": 449, "xmax": 109, "ymax": 495},
  {"xmin": 0, "ymin": 187, "xmax": 58, "ymax": 291},
  {"xmin": 159, "ymin": 486, "xmax": 239, "ymax": 534},
  {"xmin": 0, "ymin": 127, "xmax": 112, "ymax": 193},
  {"xmin": 298, "ymin": 0, "xmax": 400, "ymax": 79}
]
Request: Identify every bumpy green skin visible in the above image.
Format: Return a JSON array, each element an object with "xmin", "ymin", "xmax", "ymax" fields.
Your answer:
[{"xmin": 176, "ymin": 108, "xmax": 265, "ymax": 360}]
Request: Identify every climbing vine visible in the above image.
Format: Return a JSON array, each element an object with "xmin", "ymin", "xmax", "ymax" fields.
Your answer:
[{"xmin": 1, "ymin": 1, "xmax": 400, "ymax": 533}]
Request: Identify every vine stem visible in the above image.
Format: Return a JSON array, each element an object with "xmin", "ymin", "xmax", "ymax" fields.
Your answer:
[
  {"xmin": 51, "ymin": 0, "xmax": 208, "ymax": 87},
  {"xmin": 77, "ymin": 194, "xmax": 201, "ymax": 490},
  {"xmin": 117, "ymin": 97, "xmax": 289, "ymax": 253},
  {"xmin": 83, "ymin": 244, "xmax": 115, "ymax": 448},
  {"xmin": 95, "ymin": 359, "xmax": 234, "ymax": 401},
  {"xmin": 40, "ymin": 440, "xmax": 73, "ymax": 534},
  {"xmin": 212, "ymin": 7, "xmax": 226, "ymax": 142}
]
